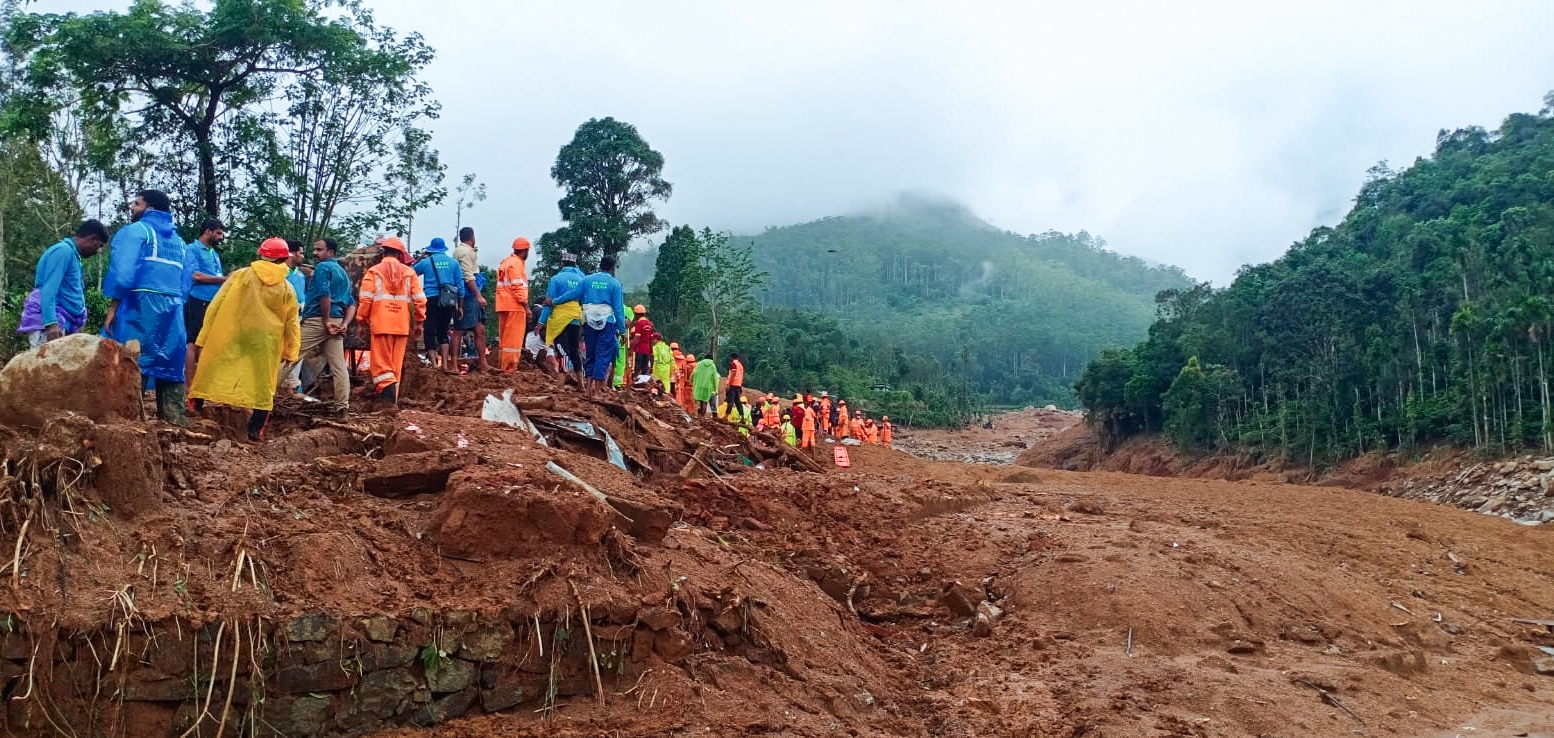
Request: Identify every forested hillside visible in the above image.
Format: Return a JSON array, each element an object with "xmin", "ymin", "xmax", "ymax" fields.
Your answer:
[
  {"xmin": 1077, "ymin": 94, "xmax": 1554, "ymax": 464},
  {"xmin": 626, "ymin": 195, "xmax": 1193, "ymax": 418}
]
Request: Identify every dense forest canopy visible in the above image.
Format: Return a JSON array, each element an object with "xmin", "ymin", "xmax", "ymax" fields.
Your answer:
[
  {"xmin": 621, "ymin": 194, "xmax": 1193, "ymax": 419},
  {"xmin": 1077, "ymin": 93, "xmax": 1554, "ymax": 463}
]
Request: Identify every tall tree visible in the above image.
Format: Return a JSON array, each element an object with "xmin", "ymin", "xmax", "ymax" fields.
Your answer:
[
  {"xmin": 452, "ymin": 172, "xmax": 485, "ymax": 236},
  {"xmin": 8, "ymin": 0, "xmax": 366, "ymax": 219},
  {"xmin": 647, "ymin": 225, "xmax": 705, "ymax": 338},
  {"xmin": 378, "ymin": 126, "xmax": 445, "ymax": 245},
  {"xmin": 695, "ymin": 230, "xmax": 766, "ymax": 359},
  {"xmin": 540, "ymin": 117, "xmax": 671, "ymax": 266}
]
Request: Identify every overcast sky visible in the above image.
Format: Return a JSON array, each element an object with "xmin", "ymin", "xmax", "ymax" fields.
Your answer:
[{"xmin": 59, "ymin": 0, "xmax": 1554, "ymax": 283}]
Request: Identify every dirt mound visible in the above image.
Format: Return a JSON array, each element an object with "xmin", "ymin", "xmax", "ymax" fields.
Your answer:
[{"xmin": 428, "ymin": 469, "xmax": 613, "ymax": 560}]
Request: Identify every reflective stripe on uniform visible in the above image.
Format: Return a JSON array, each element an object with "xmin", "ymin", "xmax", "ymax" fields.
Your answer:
[
  {"xmin": 497, "ymin": 279, "xmax": 526, "ymax": 287},
  {"xmin": 364, "ymin": 292, "xmax": 411, "ymax": 302},
  {"xmin": 373, "ymin": 371, "xmax": 396, "ymax": 383}
]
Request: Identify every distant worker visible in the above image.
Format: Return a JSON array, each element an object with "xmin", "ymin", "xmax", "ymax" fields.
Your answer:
[
  {"xmin": 451, "ymin": 227, "xmax": 490, "ymax": 373},
  {"xmin": 789, "ymin": 394, "xmax": 806, "ymax": 436},
  {"xmin": 881, "ymin": 416, "xmax": 893, "ymax": 446},
  {"xmin": 299, "ymin": 238, "xmax": 356, "ymax": 414},
  {"xmin": 864, "ymin": 417, "xmax": 879, "ymax": 445},
  {"xmin": 819, "ymin": 392, "xmax": 832, "ymax": 435},
  {"xmin": 547, "ymin": 254, "xmax": 626, "ymax": 397},
  {"xmin": 188, "ymin": 238, "xmax": 300, "ymax": 441},
  {"xmin": 181, "ymin": 219, "xmax": 225, "ymax": 383},
  {"xmin": 850, "ymin": 412, "xmax": 866, "ymax": 441},
  {"xmin": 629, "ymin": 305, "xmax": 655, "ymax": 377},
  {"xmin": 19, "ymin": 220, "xmax": 108, "ymax": 347},
  {"xmin": 539, "ymin": 250, "xmax": 585, "ymax": 380},
  {"xmin": 837, "ymin": 399, "xmax": 850, "ymax": 438},
  {"xmin": 677, "ymin": 351, "xmax": 697, "ymax": 412},
  {"xmin": 495, "ymin": 237, "xmax": 531, "ymax": 372},
  {"xmin": 691, "ymin": 354, "xmax": 720, "ymax": 416},
  {"xmin": 414, "ymin": 237, "xmax": 464, "ymax": 372},
  {"xmin": 103, "ymin": 189, "xmax": 189, "ymax": 425},
  {"xmin": 651, "ymin": 333, "xmax": 674, "ymax": 393},
  {"xmin": 356, "ymin": 237, "xmax": 426, "ymax": 406},
  {"xmin": 723, "ymin": 352, "xmax": 745, "ymax": 420},
  {"xmin": 799, "ymin": 400, "xmax": 817, "ymax": 451},
  {"xmin": 781, "ymin": 413, "xmax": 796, "ymax": 446},
  {"xmin": 278, "ymin": 240, "xmax": 308, "ymax": 398}
]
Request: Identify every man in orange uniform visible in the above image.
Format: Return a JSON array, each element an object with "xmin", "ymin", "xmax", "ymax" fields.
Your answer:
[
  {"xmin": 864, "ymin": 417, "xmax": 879, "ymax": 445},
  {"xmin": 723, "ymin": 352, "xmax": 744, "ymax": 420},
  {"xmin": 881, "ymin": 415, "xmax": 893, "ymax": 446},
  {"xmin": 356, "ymin": 237, "xmax": 425, "ymax": 405},
  {"xmin": 678, "ymin": 354, "xmax": 697, "ymax": 412},
  {"xmin": 799, "ymin": 402, "xmax": 817, "ymax": 451},
  {"xmin": 763, "ymin": 394, "xmax": 780, "ymax": 428},
  {"xmin": 495, "ymin": 237, "xmax": 530, "ymax": 372},
  {"xmin": 850, "ymin": 412, "xmax": 866, "ymax": 441},
  {"xmin": 837, "ymin": 400, "xmax": 851, "ymax": 438},
  {"xmin": 819, "ymin": 392, "xmax": 833, "ymax": 435}
]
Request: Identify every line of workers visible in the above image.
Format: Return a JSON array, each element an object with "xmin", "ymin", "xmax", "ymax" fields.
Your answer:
[{"xmin": 22, "ymin": 191, "xmax": 892, "ymax": 450}]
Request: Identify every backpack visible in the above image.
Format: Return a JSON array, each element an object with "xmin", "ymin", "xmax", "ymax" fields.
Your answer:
[{"xmin": 430, "ymin": 254, "xmax": 461, "ymax": 310}]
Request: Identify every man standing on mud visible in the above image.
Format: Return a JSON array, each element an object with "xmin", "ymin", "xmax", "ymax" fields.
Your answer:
[
  {"xmin": 104, "ymin": 189, "xmax": 189, "ymax": 425},
  {"xmin": 357, "ymin": 237, "xmax": 426, "ymax": 406},
  {"xmin": 181, "ymin": 219, "xmax": 225, "ymax": 385},
  {"xmin": 451, "ymin": 227, "xmax": 490, "ymax": 373},
  {"xmin": 546, "ymin": 254, "xmax": 626, "ymax": 397},
  {"xmin": 495, "ymin": 237, "xmax": 531, "ymax": 372},
  {"xmin": 539, "ymin": 250, "xmax": 585, "ymax": 381},
  {"xmin": 300, "ymin": 238, "xmax": 356, "ymax": 414},
  {"xmin": 18, "ymin": 220, "xmax": 108, "ymax": 346}
]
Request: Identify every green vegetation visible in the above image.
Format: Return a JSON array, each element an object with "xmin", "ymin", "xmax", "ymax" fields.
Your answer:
[
  {"xmin": 535, "ymin": 117, "xmax": 671, "ymax": 280},
  {"xmin": 1077, "ymin": 93, "xmax": 1554, "ymax": 463}
]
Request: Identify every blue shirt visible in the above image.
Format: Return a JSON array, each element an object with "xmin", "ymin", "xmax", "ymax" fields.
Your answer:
[
  {"xmin": 286, "ymin": 267, "xmax": 306, "ymax": 305},
  {"xmin": 182, "ymin": 241, "xmax": 224, "ymax": 302},
  {"xmin": 552, "ymin": 269, "xmax": 626, "ymax": 334},
  {"xmin": 34, "ymin": 239, "xmax": 84, "ymax": 328},
  {"xmin": 302, "ymin": 258, "xmax": 354, "ymax": 319},
  {"xmin": 538, "ymin": 265, "xmax": 585, "ymax": 326},
  {"xmin": 413, "ymin": 253, "xmax": 465, "ymax": 298}
]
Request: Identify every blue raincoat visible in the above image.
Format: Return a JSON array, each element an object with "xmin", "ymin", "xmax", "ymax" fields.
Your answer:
[{"xmin": 104, "ymin": 210, "xmax": 188, "ymax": 381}]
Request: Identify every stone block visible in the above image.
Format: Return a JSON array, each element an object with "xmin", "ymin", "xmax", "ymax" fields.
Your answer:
[
  {"xmin": 120, "ymin": 669, "xmax": 196, "ymax": 702},
  {"xmin": 0, "ymin": 334, "xmax": 140, "ymax": 428},
  {"xmin": 458, "ymin": 624, "xmax": 513, "ymax": 662},
  {"xmin": 262, "ymin": 694, "xmax": 331, "ymax": 738},
  {"xmin": 359, "ymin": 643, "xmax": 417, "ymax": 672},
  {"xmin": 286, "ymin": 614, "xmax": 335, "ymax": 643},
  {"xmin": 277, "ymin": 661, "xmax": 358, "ymax": 693},
  {"xmin": 425, "ymin": 657, "xmax": 475, "ymax": 694},
  {"xmin": 411, "ymin": 688, "xmax": 477, "ymax": 727},
  {"xmin": 355, "ymin": 667, "xmax": 417, "ymax": 720},
  {"xmin": 363, "ymin": 450, "xmax": 476, "ymax": 498},
  {"xmin": 362, "ymin": 615, "xmax": 398, "ymax": 643},
  {"xmin": 481, "ymin": 679, "xmax": 529, "ymax": 712}
]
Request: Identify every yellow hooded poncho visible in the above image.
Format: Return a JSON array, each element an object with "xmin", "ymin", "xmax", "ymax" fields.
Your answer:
[
  {"xmin": 651, "ymin": 339, "xmax": 674, "ymax": 389},
  {"xmin": 189, "ymin": 260, "xmax": 301, "ymax": 411}
]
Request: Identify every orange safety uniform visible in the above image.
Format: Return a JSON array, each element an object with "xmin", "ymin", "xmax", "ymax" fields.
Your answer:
[
  {"xmin": 881, "ymin": 419, "xmax": 892, "ymax": 446},
  {"xmin": 762, "ymin": 398, "xmax": 780, "ymax": 428},
  {"xmin": 677, "ymin": 355, "xmax": 696, "ymax": 411},
  {"xmin": 864, "ymin": 420, "xmax": 879, "ymax": 445},
  {"xmin": 799, "ymin": 407, "xmax": 816, "ymax": 449},
  {"xmin": 850, "ymin": 416, "xmax": 865, "ymax": 440},
  {"xmin": 819, "ymin": 397, "xmax": 832, "ymax": 434},
  {"xmin": 837, "ymin": 404, "xmax": 851, "ymax": 437},
  {"xmin": 357, "ymin": 248, "xmax": 427, "ymax": 392},
  {"xmin": 495, "ymin": 241, "xmax": 530, "ymax": 372}
]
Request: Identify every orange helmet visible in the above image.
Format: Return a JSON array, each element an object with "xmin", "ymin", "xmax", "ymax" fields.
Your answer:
[
  {"xmin": 379, "ymin": 236, "xmax": 408, "ymax": 255},
  {"xmin": 839, "ymin": 400, "xmax": 847, "ymax": 405},
  {"xmin": 633, "ymin": 304, "xmax": 647, "ymax": 314},
  {"xmin": 512, "ymin": 236, "xmax": 531, "ymax": 252},
  {"xmin": 669, "ymin": 342, "xmax": 679, "ymax": 350},
  {"xmin": 686, "ymin": 354, "xmax": 696, "ymax": 362},
  {"xmin": 882, "ymin": 415, "xmax": 890, "ymax": 421}
]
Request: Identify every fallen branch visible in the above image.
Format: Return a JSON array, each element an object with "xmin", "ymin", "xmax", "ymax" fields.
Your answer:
[
  {"xmin": 570, "ymin": 580, "xmax": 606, "ymax": 707},
  {"xmin": 1292, "ymin": 677, "xmax": 1363, "ymax": 725}
]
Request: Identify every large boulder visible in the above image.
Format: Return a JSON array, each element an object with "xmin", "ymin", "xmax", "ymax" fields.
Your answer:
[{"xmin": 0, "ymin": 334, "xmax": 141, "ymax": 428}]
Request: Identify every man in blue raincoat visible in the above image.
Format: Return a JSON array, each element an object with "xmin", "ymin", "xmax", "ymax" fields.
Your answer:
[{"xmin": 104, "ymin": 189, "xmax": 189, "ymax": 425}]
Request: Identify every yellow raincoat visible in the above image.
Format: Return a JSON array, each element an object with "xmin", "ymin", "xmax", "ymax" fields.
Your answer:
[{"xmin": 190, "ymin": 260, "xmax": 301, "ymax": 411}]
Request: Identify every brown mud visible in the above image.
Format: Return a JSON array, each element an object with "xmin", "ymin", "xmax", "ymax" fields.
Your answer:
[{"xmin": 1, "ymin": 377, "xmax": 1552, "ymax": 737}]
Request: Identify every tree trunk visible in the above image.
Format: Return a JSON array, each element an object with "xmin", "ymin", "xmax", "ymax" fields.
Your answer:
[{"xmin": 196, "ymin": 125, "xmax": 219, "ymax": 218}]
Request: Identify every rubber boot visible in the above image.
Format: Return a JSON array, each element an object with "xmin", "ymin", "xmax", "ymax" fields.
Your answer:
[
  {"xmin": 246, "ymin": 409, "xmax": 270, "ymax": 442},
  {"xmin": 155, "ymin": 380, "xmax": 187, "ymax": 427},
  {"xmin": 380, "ymin": 382, "xmax": 398, "ymax": 406}
]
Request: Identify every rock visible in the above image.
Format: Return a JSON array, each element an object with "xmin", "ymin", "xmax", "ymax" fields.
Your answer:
[
  {"xmin": 286, "ymin": 614, "xmax": 335, "ymax": 643},
  {"xmin": 940, "ymin": 580, "xmax": 985, "ymax": 617},
  {"xmin": 1068, "ymin": 498, "xmax": 1104, "ymax": 515},
  {"xmin": 1534, "ymin": 657, "xmax": 1554, "ymax": 676},
  {"xmin": 641, "ymin": 608, "xmax": 678, "ymax": 631},
  {"xmin": 458, "ymin": 624, "xmax": 513, "ymax": 662},
  {"xmin": 481, "ymin": 679, "xmax": 528, "ymax": 712},
  {"xmin": 277, "ymin": 661, "xmax": 358, "ymax": 693},
  {"xmin": 0, "ymin": 334, "xmax": 141, "ymax": 428},
  {"xmin": 353, "ymin": 667, "xmax": 417, "ymax": 720},
  {"xmin": 425, "ymin": 657, "xmax": 475, "ymax": 694},
  {"xmin": 972, "ymin": 612, "xmax": 994, "ymax": 637},
  {"xmin": 411, "ymin": 688, "xmax": 477, "ymax": 727},
  {"xmin": 121, "ymin": 669, "xmax": 197, "ymax": 702},
  {"xmin": 1536, "ymin": 460, "xmax": 1554, "ymax": 472},
  {"xmin": 262, "ymin": 694, "xmax": 331, "ymax": 738},
  {"xmin": 362, "ymin": 615, "xmax": 398, "ymax": 643},
  {"xmin": 359, "ymin": 643, "xmax": 417, "ymax": 672},
  {"xmin": 364, "ymin": 449, "xmax": 477, "ymax": 498},
  {"xmin": 1226, "ymin": 639, "xmax": 1264, "ymax": 655}
]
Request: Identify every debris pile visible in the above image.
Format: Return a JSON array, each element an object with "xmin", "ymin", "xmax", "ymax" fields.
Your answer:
[{"xmin": 1382, "ymin": 457, "xmax": 1554, "ymax": 524}]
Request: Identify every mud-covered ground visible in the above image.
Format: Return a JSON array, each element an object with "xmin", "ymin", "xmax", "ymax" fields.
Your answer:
[{"xmin": 4, "ymin": 379, "xmax": 1553, "ymax": 737}]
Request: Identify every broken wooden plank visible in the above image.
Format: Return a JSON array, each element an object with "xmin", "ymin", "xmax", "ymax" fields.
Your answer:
[{"xmin": 1511, "ymin": 618, "xmax": 1554, "ymax": 633}]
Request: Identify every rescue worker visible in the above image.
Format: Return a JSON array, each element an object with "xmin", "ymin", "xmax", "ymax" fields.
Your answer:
[
  {"xmin": 762, "ymin": 394, "xmax": 780, "ymax": 429},
  {"xmin": 668, "ymin": 342, "xmax": 684, "ymax": 394},
  {"xmin": 651, "ymin": 333, "xmax": 674, "ymax": 394},
  {"xmin": 546, "ymin": 254, "xmax": 626, "ymax": 397},
  {"xmin": 451, "ymin": 227, "xmax": 490, "ymax": 373},
  {"xmin": 864, "ymin": 417, "xmax": 879, "ymax": 445},
  {"xmin": 799, "ymin": 400, "xmax": 817, "ymax": 451},
  {"xmin": 837, "ymin": 400, "xmax": 851, "ymax": 438},
  {"xmin": 356, "ymin": 237, "xmax": 426, "ymax": 406},
  {"xmin": 629, "ymin": 305, "xmax": 655, "ymax": 378},
  {"xmin": 19, "ymin": 220, "xmax": 107, "ymax": 347},
  {"xmin": 691, "ymin": 354, "xmax": 720, "ymax": 416},
  {"xmin": 819, "ymin": 392, "xmax": 832, "ymax": 435},
  {"xmin": 495, "ymin": 237, "xmax": 531, "ymax": 372},
  {"xmin": 278, "ymin": 241, "xmax": 308, "ymax": 397},
  {"xmin": 850, "ymin": 411, "xmax": 866, "ymax": 441},
  {"xmin": 780, "ymin": 413, "xmax": 796, "ymax": 446},
  {"xmin": 677, "ymin": 352, "xmax": 697, "ymax": 412},
  {"xmin": 181, "ymin": 219, "xmax": 225, "ymax": 384},
  {"xmin": 413, "ymin": 237, "xmax": 463, "ymax": 371},
  {"xmin": 723, "ymin": 352, "xmax": 745, "ymax": 420},
  {"xmin": 729, "ymin": 394, "xmax": 753, "ymax": 435},
  {"xmin": 789, "ymin": 394, "xmax": 806, "ymax": 436},
  {"xmin": 539, "ymin": 250, "xmax": 585, "ymax": 379},
  {"xmin": 103, "ymin": 189, "xmax": 189, "ymax": 425},
  {"xmin": 188, "ymin": 238, "xmax": 301, "ymax": 441},
  {"xmin": 614, "ymin": 332, "xmax": 628, "ymax": 388},
  {"xmin": 299, "ymin": 238, "xmax": 355, "ymax": 414},
  {"xmin": 881, "ymin": 415, "xmax": 893, "ymax": 446}
]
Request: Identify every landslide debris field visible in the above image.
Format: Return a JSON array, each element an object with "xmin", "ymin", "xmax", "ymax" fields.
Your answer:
[{"xmin": 2, "ymin": 371, "xmax": 1553, "ymax": 738}]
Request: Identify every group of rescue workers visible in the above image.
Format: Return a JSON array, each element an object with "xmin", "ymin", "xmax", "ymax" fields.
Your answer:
[{"xmin": 19, "ymin": 189, "xmax": 893, "ymax": 451}]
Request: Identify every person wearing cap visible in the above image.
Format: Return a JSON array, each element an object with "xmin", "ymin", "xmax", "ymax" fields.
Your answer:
[
  {"xmin": 449, "ymin": 227, "xmax": 490, "ymax": 372},
  {"xmin": 799, "ymin": 396, "xmax": 817, "ymax": 451},
  {"xmin": 762, "ymin": 394, "xmax": 781, "ymax": 429},
  {"xmin": 651, "ymin": 332, "xmax": 674, "ymax": 394},
  {"xmin": 628, "ymin": 305, "xmax": 655, "ymax": 378},
  {"xmin": 188, "ymin": 238, "xmax": 301, "ymax": 441},
  {"xmin": 818, "ymin": 392, "xmax": 833, "ymax": 436},
  {"xmin": 780, "ymin": 413, "xmax": 796, "ymax": 446},
  {"xmin": 538, "ymin": 249, "xmax": 585, "ymax": 380},
  {"xmin": 357, "ymin": 237, "xmax": 426, "ymax": 405},
  {"xmin": 546, "ymin": 254, "xmax": 627, "ymax": 397},
  {"xmin": 850, "ymin": 409, "xmax": 866, "ymax": 440},
  {"xmin": 495, "ymin": 237, "xmax": 531, "ymax": 372},
  {"xmin": 413, "ymin": 237, "xmax": 464, "ymax": 372},
  {"xmin": 881, "ymin": 415, "xmax": 893, "ymax": 447},
  {"xmin": 103, "ymin": 189, "xmax": 190, "ymax": 424},
  {"xmin": 691, "ymin": 354, "xmax": 720, "ymax": 416},
  {"xmin": 789, "ymin": 394, "xmax": 806, "ymax": 435},
  {"xmin": 837, "ymin": 400, "xmax": 851, "ymax": 438},
  {"xmin": 678, "ymin": 353, "xmax": 698, "ymax": 411}
]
